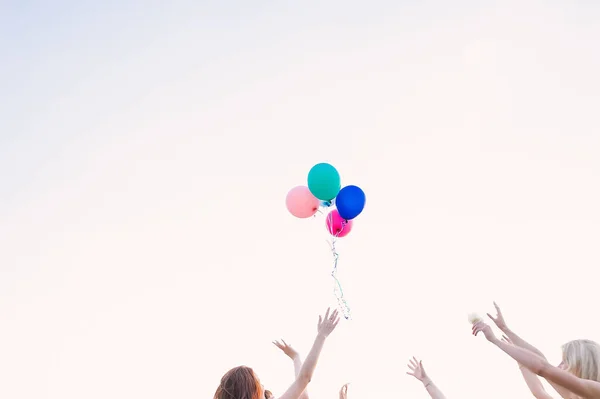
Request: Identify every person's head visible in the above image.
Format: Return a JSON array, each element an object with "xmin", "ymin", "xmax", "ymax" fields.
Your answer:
[
  {"xmin": 214, "ymin": 366, "xmax": 264, "ymax": 399},
  {"xmin": 560, "ymin": 339, "xmax": 600, "ymax": 381}
]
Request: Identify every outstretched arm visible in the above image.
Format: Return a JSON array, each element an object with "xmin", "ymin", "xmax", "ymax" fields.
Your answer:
[
  {"xmin": 278, "ymin": 308, "xmax": 340, "ymax": 399},
  {"xmin": 474, "ymin": 321, "xmax": 600, "ymax": 399},
  {"xmin": 488, "ymin": 302, "xmax": 546, "ymax": 359},
  {"xmin": 520, "ymin": 365, "xmax": 555, "ymax": 399},
  {"xmin": 488, "ymin": 303, "xmax": 571, "ymax": 399},
  {"xmin": 406, "ymin": 357, "xmax": 446, "ymax": 399},
  {"xmin": 273, "ymin": 340, "xmax": 308, "ymax": 399},
  {"xmin": 501, "ymin": 335, "xmax": 554, "ymax": 399}
]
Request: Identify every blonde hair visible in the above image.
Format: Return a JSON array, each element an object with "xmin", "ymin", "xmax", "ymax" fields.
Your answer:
[{"xmin": 562, "ymin": 339, "xmax": 600, "ymax": 382}]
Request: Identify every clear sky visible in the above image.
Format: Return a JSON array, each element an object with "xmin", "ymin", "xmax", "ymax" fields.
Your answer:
[{"xmin": 1, "ymin": 1, "xmax": 600, "ymax": 398}]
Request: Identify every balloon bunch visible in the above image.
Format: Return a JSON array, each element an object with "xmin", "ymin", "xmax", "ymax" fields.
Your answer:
[{"xmin": 285, "ymin": 162, "xmax": 366, "ymax": 320}]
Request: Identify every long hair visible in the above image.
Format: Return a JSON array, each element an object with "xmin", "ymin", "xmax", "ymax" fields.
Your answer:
[
  {"xmin": 562, "ymin": 339, "xmax": 600, "ymax": 382},
  {"xmin": 214, "ymin": 366, "xmax": 263, "ymax": 399}
]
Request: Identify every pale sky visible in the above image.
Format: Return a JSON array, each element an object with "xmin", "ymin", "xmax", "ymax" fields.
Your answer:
[{"xmin": 1, "ymin": 1, "xmax": 600, "ymax": 398}]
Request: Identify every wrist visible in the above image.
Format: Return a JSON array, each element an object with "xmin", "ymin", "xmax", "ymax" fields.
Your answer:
[
  {"xmin": 422, "ymin": 378, "xmax": 433, "ymax": 387},
  {"xmin": 316, "ymin": 332, "xmax": 328, "ymax": 341}
]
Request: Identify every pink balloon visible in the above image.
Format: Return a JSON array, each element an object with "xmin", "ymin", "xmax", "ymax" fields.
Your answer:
[
  {"xmin": 325, "ymin": 209, "xmax": 353, "ymax": 237},
  {"xmin": 286, "ymin": 186, "xmax": 320, "ymax": 218}
]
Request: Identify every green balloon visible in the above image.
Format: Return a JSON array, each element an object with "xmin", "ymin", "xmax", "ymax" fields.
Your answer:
[{"xmin": 307, "ymin": 163, "xmax": 341, "ymax": 201}]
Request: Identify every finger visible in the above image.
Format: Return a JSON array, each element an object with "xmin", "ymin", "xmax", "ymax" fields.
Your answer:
[
  {"xmin": 324, "ymin": 307, "xmax": 331, "ymax": 320},
  {"xmin": 282, "ymin": 339, "xmax": 288, "ymax": 347},
  {"xmin": 331, "ymin": 310, "xmax": 339, "ymax": 322},
  {"xmin": 487, "ymin": 313, "xmax": 495, "ymax": 321},
  {"xmin": 406, "ymin": 372, "xmax": 415, "ymax": 376},
  {"xmin": 408, "ymin": 363, "xmax": 415, "ymax": 371},
  {"xmin": 318, "ymin": 315, "xmax": 323, "ymax": 326},
  {"xmin": 494, "ymin": 301, "xmax": 501, "ymax": 313},
  {"xmin": 419, "ymin": 360, "xmax": 424, "ymax": 370}
]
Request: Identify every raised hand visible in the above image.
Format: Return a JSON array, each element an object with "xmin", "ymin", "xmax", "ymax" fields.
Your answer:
[
  {"xmin": 472, "ymin": 320, "xmax": 498, "ymax": 342},
  {"xmin": 406, "ymin": 357, "xmax": 429, "ymax": 382},
  {"xmin": 339, "ymin": 383, "xmax": 349, "ymax": 399},
  {"xmin": 317, "ymin": 308, "xmax": 340, "ymax": 337},
  {"xmin": 487, "ymin": 302, "xmax": 508, "ymax": 331},
  {"xmin": 273, "ymin": 339, "xmax": 300, "ymax": 360}
]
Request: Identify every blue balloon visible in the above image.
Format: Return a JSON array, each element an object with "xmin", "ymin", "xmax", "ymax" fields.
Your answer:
[{"xmin": 335, "ymin": 185, "xmax": 366, "ymax": 220}]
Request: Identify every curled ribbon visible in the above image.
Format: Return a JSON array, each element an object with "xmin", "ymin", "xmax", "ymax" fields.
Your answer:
[{"xmin": 327, "ymin": 224, "xmax": 351, "ymax": 320}]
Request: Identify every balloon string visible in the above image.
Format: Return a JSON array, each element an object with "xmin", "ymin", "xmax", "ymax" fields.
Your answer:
[{"xmin": 327, "ymin": 222, "xmax": 351, "ymax": 320}]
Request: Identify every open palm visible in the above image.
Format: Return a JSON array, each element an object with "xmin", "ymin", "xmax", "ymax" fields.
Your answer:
[
  {"xmin": 407, "ymin": 357, "xmax": 429, "ymax": 382},
  {"xmin": 487, "ymin": 301, "xmax": 508, "ymax": 331},
  {"xmin": 273, "ymin": 339, "xmax": 299, "ymax": 360}
]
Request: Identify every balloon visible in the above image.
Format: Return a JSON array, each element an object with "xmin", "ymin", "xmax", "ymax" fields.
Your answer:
[
  {"xmin": 307, "ymin": 163, "xmax": 341, "ymax": 201},
  {"xmin": 325, "ymin": 209, "xmax": 353, "ymax": 238},
  {"xmin": 335, "ymin": 185, "xmax": 366, "ymax": 220},
  {"xmin": 286, "ymin": 186, "xmax": 320, "ymax": 218}
]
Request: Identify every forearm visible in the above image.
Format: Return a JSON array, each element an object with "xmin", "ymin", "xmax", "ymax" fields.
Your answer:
[
  {"xmin": 493, "ymin": 339, "xmax": 549, "ymax": 374},
  {"xmin": 422, "ymin": 378, "xmax": 447, "ymax": 399},
  {"xmin": 292, "ymin": 357, "xmax": 302, "ymax": 378},
  {"xmin": 538, "ymin": 363, "xmax": 600, "ymax": 399},
  {"xmin": 503, "ymin": 327, "xmax": 547, "ymax": 359},
  {"xmin": 519, "ymin": 366, "xmax": 554, "ymax": 399},
  {"xmin": 501, "ymin": 327, "xmax": 567, "ymax": 397},
  {"xmin": 292, "ymin": 356, "xmax": 310, "ymax": 399},
  {"xmin": 297, "ymin": 334, "xmax": 326, "ymax": 383}
]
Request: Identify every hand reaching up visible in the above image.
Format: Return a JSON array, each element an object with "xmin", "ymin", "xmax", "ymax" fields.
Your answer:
[
  {"xmin": 472, "ymin": 320, "xmax": 498, "ymax": 342},
  {"xmin": 406, "ymin": 357, "xmax": 429, "ymax": 382},
  {"xmin": 273, "ymin": 339, "xmax": 300, "ymax": 360},
  {"xmin": 407, "ymin": 358, "xmax": 447, "ymax": 399},
  {"xmin": 487, "ymin": 302, "xmax": 508, "ymax": 331},
  {"xmin": 339, "ymin": 383, "xmax": 349, "ymax": 399},
  {"xmin": 317, "ymin": 308, "xmax": 340, "ymax": 337}
]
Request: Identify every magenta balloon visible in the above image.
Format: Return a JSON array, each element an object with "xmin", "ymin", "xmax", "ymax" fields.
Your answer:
[
  {"xmin": 325, "ymin": 209, "xmax": 353, "ymax": 237},
  {"xmin": 286, "ymin": 186, "xmax": 320, "ymax": 218}
]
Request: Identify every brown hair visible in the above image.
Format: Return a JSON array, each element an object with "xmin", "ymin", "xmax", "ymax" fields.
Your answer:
[
  {"xmin": 264, "ymin": 390, "xmax": 273, "ymax": 399},
  {"xmin": 214, "ymin": 366, "xmax": 263, "ymax": 399}
]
